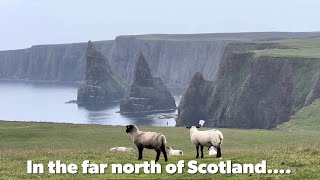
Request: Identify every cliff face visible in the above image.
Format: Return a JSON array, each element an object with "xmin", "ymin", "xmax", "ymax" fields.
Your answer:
[
  {"xmin": 0, "ymin": 37, "xmax": 225, "ymax": 89},
  {"xmin": 111, "ymin": 36, "xmax": 227, "ymax": 89},
  {"xmin": 77, "ymin": 41, "xmax": 126, "ymax": 104},
  {"xmin": 120, "ymin": 52, "xmax": 176, "ymax": 113},
  {"xmin": 0, "ymin": 41, "xmax": 114, "ymax": 82},
  {"xmin": 177, "ymin": 39, "xmax": 320, "ymax": 129},
  {"xmin": 2, "ymin": 32, "xmax": 319, "ymax": 90}
]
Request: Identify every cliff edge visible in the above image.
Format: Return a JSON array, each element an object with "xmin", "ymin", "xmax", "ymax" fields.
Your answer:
[{"xmin": 177, "ymin": 37, "xmax": 320, "ymax": 129}]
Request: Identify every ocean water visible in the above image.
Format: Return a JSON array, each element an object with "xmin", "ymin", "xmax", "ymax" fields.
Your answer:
[{"xmin": 0, "ymin": 81, "xmax": 181, "ymax": 126}]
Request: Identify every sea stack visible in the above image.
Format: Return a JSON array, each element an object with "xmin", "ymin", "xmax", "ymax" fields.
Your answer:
[
  {"xmin": 77, "ymin": 41, "xmax": 126, "ymax": 105},
  {"xmin": 176, "ymin": 72, "xmax": 213, "ymax": 126},
  {"xmin": 120, "ymin": 52, "xmax": 176, "ymax": 113}
]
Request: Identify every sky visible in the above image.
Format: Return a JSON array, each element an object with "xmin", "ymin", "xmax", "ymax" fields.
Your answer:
[{"xmin": 0, "ymin": 0, "xmax": 319, "ymax": 50}]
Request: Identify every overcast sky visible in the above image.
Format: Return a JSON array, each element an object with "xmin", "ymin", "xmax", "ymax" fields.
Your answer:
[{"xmin": 0, "ymin": 0, "xmax": 319, "ymax": 50}]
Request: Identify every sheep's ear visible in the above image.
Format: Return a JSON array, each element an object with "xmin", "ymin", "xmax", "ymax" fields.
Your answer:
[{"xmin": 186, "ymin": 126, "xmax": 191, "ymax": 129}]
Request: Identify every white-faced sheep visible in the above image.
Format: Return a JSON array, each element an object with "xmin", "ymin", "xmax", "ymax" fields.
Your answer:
[
  {"xmin": 208, "ymin": 146, "xmax": 217, "ymax": 156},
  {"xmin": 110, "ymin": 147, "xmax": 134, "ymax": 153},
  {"xmin": 125, "ymin": 125, "xmax": 168, "ymax": 162},
  {"xmin": 166, "ymin": 147, "xmax": 183, "ymax": 156},
  {"xmin": 186, "ymin": 126, "xmax": 223, "ymax": 158}
]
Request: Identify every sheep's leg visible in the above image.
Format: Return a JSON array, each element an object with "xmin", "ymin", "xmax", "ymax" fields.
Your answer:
[
  {"xmin": 137, "ymin": 145, "xmax": 144, "ymax": 160},
  {"xmin": 155, "ymin": 149, "xmax": 161, "ymax": 162},
  {"xmin": 200, "ymin": 145, "xmax": 204, "ymax": 158},
  {"xmin": 195, "ymin": 144, "xmax": 199, "ymax": 158},
  {"xmin": 160, "ymin": 145, "xmax": 168, "ymax": 162},
  {"xmin": 216, "ymin": 146, "xmax": 222, "ymax": 158}
]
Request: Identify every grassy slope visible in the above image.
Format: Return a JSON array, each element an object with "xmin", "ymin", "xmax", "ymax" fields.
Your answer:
[
  {"xmin": 0, "ymin": 121, "xmax": 319, "ymax": 179},
  {"xmin": 279, "ymin": 100, "xmax": 320, "ymax": 131}
]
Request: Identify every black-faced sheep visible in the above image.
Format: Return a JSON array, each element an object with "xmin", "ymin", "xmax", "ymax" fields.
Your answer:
[
  {"xmin": 125, "ymin": 125, "xmax": 168, "ymax": 162},
  {"xmin": 186, "ymin": 126, "xmax": 223, "ymax": 158},
  {"xmin": 166, "ymin": 147, "xmax": 183, "ymax": 156}
]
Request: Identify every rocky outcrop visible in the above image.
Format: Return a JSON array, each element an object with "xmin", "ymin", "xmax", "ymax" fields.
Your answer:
[
  {"xmin": 77, "ymin": 41, "xmax": 126, "ymax": 105},
  {"xmin": 120, "ymin": 52, "xmax": 176, "ymax": 113},
  {"xmin": 177, "ymin": 42, "xmax": 320, "ymax": 129},
  {"xmin": 176, "ymin": 72, "xmax": 213, "ymax": 126}
]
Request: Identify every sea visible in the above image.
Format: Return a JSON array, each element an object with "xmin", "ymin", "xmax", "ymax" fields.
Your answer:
[{"xmin": 0, "ymin": 81, "xmax": 181, "ymax": 126}]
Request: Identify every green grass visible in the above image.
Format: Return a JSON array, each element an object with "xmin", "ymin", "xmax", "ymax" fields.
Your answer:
[
  {"xmin": 279, "ymin": 99, "xmax": 320, "ymax": 131},
  {"xmin": 254, "ymin": 37, "xmax": 320, "ymax": 58},
  {"xmin": 0, "ymin": 121, "xmax": 319, "ymax": 179}
]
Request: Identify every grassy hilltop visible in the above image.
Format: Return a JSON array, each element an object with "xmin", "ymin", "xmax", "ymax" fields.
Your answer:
[
  {"xmin": 254, "ymin": 37, "xmax": 320, "ymax": 58},
  {"xmin": 0, "ymin": 121, "xmax": 319, "ymax": 179}
]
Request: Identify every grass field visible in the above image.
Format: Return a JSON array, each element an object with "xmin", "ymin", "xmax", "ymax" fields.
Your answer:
[
  {"xmin": 0, "ymin": 121, "xmax": 319, "ymax": 179},
  {"xmin": 254, "ymin": 37, "xmax": 320, "ymax": 58}
]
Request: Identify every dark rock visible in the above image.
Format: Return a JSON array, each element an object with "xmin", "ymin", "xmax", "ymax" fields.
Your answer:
[
  {"xmin": 120, "ymin": 52, "xmax": 176, "ymax": 113},
  {"xmin": 133, "ymin": 52, "xmax": 154, "ymax": 87},
  {"xmin": 176, "ymin": 42, "xmax": 320, "ymax": 129},
  {"xmin": 77, "ymin": 41, "xmax": 126, "ymax": 105},
  {"xmin": 65, "ymin": 100, "xmax": 77, "ymax": 104},
  {"xmin": 176, "ymin": 72, "xmax": 213, "ymax": 126}
]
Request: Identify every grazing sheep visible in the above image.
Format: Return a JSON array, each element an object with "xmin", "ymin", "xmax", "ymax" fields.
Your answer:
[
  {"xmin": 186, "ymin": 126, "xmax": 223, "ymax": 158},
  {"xmin": 110, "ymin": 147, "xmax": 134, "ymax": 153},
  {"xmin": 166, "ymin": 147, "xmax": 184, "ymax": 156},
  {"xmin": 208, "ymin": 146, "xmax": 217, "ymax": 156},
  {"xmin": 125, "ymin": 125, "xmax": 168, "ymax": 162}
]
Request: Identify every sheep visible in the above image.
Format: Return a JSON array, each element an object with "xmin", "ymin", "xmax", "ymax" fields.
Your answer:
[
  {"xmin": 166, "ymin": 147, "xmax": 184, "ymax": 156},
  {"xmin": 109, "ymin": 147, "xmax": 134, "ymax": 153},
  {"xmin": 208, "ymin": 146, "xmax": 217, "ymax": 156},
  {"xmin": 125, "ymin": 125, "xmax": 168, "ymax": 162},
  {"xmin": 186, "ymin": 126, "xmax": 223, "ymax": 158}
]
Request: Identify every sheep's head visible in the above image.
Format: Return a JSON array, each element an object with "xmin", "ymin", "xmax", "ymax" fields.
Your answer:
[
  {"xmin": 166, "ymin": 147, "xmax": 173, "ymax": 151},
  {"xmin": 126, "ymin": 125, "xmax": 134, "ymax": 133},
  {"xmin": 187, "ymin": 126, "xmax": 200, "ymax": 136},
  {"xmin": 186, "ymin": 125, "xmax": 201, "ymax": 129}
]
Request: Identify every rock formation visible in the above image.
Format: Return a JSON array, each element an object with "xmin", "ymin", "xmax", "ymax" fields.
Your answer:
[
  {"xmin": 177, "ymin": 41, "xmax": 320, "ymax": 129},
  {"xmin": 120, "ymin": 52, "xmax": 176, "ymax": 113},
  {"xmin": 176, "ymin": 72, "xmax": 213, "ymax": 126},
  {"xmin": 77, "ymin": 41, "xmax": 126, "ymax": 105},
  {"xmin": 2, "ymin": 32, "xmax": 320, "ymax": 90}
]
